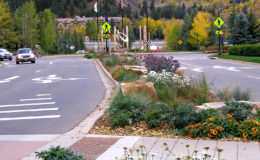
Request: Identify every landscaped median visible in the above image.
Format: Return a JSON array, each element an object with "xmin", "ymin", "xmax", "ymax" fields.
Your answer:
[
  {"xmin": 210, "ymin": 44, "xmax": 260, "ymax": 64},
  {"xmin": 84, "ymin": 51, "xmax": 260, "ymax": 142}
]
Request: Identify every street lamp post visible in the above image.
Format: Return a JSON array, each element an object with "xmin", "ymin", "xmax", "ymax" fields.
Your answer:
[
  {"xmin": 146, "ymin": 3, "xmax": 149, "ymax": 51},
  {"xmin": 218, "ymin": 8, "xmax": 223, "ymax": 56}
]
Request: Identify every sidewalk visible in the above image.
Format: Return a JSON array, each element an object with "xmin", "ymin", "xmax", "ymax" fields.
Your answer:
[{"xmin": 23, "ymin": 134, "xmax": 260, "ymax": 160}]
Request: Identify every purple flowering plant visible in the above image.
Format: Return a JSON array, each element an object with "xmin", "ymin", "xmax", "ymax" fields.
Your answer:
[{"xmin": 142, "ymin": 54, "xmax": 180, "ymax": 73}]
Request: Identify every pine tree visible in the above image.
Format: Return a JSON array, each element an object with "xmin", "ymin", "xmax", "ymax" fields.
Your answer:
[
  {"xmin": 229, "ymin": 13, "xmax": 254, "ymax": 44},
  {"xmin": 39, "ymin": 9, "xmax": 57, "ymax": 53},
  {"xmin": 0, "ymin": 0, "xmax": 17, "ymax": 48},
  {"xmin": 247, "ymin": 10, "xmax": 260, "ymax": 43},
  {"xmin": 181, "ymin": 9, "xmax": 196, "ymax": 50}
]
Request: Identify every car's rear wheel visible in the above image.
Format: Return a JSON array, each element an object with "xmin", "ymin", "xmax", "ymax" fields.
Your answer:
[
  {"xmin": 31, "ymin": 60, "xmax": 35, "ymax": 64},
  {"xmin": 0, "ymin": 58, "xmax": 3, "ymax": 61},
  {"xmin": 9, "ymin": 58, "xmax": 12, "ymax": 61},
  {"xmin": 16, "ymin": 61, "xmax": 19, "ymax": 64}
]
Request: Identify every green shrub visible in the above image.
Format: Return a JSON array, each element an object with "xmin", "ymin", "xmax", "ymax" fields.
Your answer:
[
  {"xmin": 153, "ymin": 82, "xmax": 177, "ymax": 106},
  {"xmin": 84, "ymin": 52, "xmax": 97, "ymax": 59},
  {"xmin": 145, "ymin": 103, "xmax": 173, "ymax": 128},
  {"xmin": 109, "ymin": 112, "xmax": 132, "ymax": 127},
  {"xmin": 197, "ymin": 108, "xmax": 219, "ymax": 122},
  {"xmin": 112, "ymin": 66, "xmax": 140, "ymax": 82},
  {"xmin": 102, "ymin": 55, "xmax": 120, "ymax": 67},
  {"xmin": 171, "ymin": 104, "xmax": 199, "ymax": 129},
  {"xmin": 108, "ymin": 96, "xmax": 146, "ymax": 128},
  {"xmin": 217, "ymin": 88, "xmax": 233, "ymax": 101},
  {"xmin": 35, "ymin": 146, "xmax": 85, "ymax": 160},
  {"xmin": 232, "ymin": 87, "xmax": 251, "ymax": 101},
  {"xmin": 228, "ymin": 44, "xmax": 260, "ymax": 56},
  {"xmin": 221, "ymin": 101, "xmax": 253, "ymax": 122}
]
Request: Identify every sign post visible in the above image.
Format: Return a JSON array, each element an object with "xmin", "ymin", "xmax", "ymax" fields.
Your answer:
[{"xmin": 214, "ymin": 15, "xmax": 224, "ymax": 56}]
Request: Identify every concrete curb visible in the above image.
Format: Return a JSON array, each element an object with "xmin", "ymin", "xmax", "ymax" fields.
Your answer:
[
  {"xmin": 209, "ymin": 56, "xmax": 260, "ymax": 66},
  {"xmin": 22, "ymin": 58, "xmax": 119, "ymax": 160},
  {"xmin": 129, "ymin": 51, "xmax": 201, "ymax": 55}
]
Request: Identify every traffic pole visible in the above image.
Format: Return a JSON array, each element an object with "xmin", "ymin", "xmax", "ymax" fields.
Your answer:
[
  {"xmin": 218, "ymin": 10, "xmax": 221, "ymax": 56},
  {"xmin": 105, "ymin": 0, "xmax": 109, "ymax": 52},
  {"xmin": 97, "ymin": 0, "xmax": 99, "ymax": 51},
  {"xmin": 146, "ymin": 6, "xmax": 149, "ymax": 51}
]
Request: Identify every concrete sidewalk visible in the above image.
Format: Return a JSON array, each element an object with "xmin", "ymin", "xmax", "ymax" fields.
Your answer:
[{"xmin": 22, "ymin": 134, "xmax": 260, "ymax": 160}]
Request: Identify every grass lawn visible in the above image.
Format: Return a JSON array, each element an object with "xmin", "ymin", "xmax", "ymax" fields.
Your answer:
[{"xmin": 210, "ymin": 54, "xmax": 260, "ymax": 64}]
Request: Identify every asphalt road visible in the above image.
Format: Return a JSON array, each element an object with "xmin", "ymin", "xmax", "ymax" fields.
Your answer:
[
  {"xmin": 158, "ymin": 53, "xmax": 260, "ymax": 101},
  {"xmin": 0, "ymin": 56, "xmax": 106, "ymax": 134}
]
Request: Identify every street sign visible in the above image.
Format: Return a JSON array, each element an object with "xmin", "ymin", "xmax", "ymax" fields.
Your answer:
[
  {"xmin": 178, "ymin": 40, "xmax": 183, "ymax": 45},
  {"xmin": 216, "ymin": 30, "xmax": 223, "ymax": 35},
  {"xmin": 103, "ymin": 34, "xmax": 110, "ymax": 39},
  {"xmin": 70, "ymin": 46, "xmax": 75, "ymax": 50},
  {"xmin": 143, "ymin": 41, "xmax": 151, "ymax": 45},
  {"xmin": 102, "ymin": 22, "xmax": 111, "ymax": 33},
  {"xmin": 214, "ymin": 17, "xmax": 224, "ymax": 28},
  {"xmin": 221, "ymin": 30, "xmax": 226, "ymax": 38}
]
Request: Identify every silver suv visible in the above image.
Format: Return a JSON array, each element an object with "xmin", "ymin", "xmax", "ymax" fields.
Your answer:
[
  {"xmin": 16, "ymin": 48, "xmax": 35, "ymax": 64},
  {"xmin": 0, "ymin": 48, "xmax": 12, "ymax": 61}
]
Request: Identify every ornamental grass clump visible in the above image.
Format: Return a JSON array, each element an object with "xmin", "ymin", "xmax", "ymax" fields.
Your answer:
[{"xmin": 142, "ymin": 54, "xmax": 180, "ymax": 73}]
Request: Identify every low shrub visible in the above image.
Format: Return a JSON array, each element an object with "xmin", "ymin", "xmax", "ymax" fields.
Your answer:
[
  {"xmin": 84, "ymin": 51, "xmax": 97, "ymax": 59},
  {"xmin": 153, "ymin": 82, "xmax": 178, "ymax": 106},
  {"xmin": 238, "ymin": 119, "xmax": 260, "ymax": 141},
  {"xmin": 35, "ymin": 146, "xmax": 85, "ymax": 160},
  {"xmin": 142, "ymin": 54, "xmax": 180, "ymax": 73},
  {"xmin": 112, "ymin": 66, "xmax": 140, "ymax": 82},
  {"xmin": 102, "ymin": 55, "xmax": 120, "ymax": 67},
  {"xmin": 197, "ymin": 109, "xmax": 219, "ymax": 122},
  {"xmin": 145, "ymin": 103, "xmax": 173, "ymax": 128},
  {"xmin": 217, "ymin": 88, "xmax": 234, "ymax": 101},
  {"xmin": 108, "ymin": 95, "xmax": 146, "ymax": 128},
  {"xmin": 233, "ymin": 86, "xmax": 251, "ymax": 101},
  {"xmin": 171, "ymin": 104, "xmax": 199, "ymax": 129},
  {"xmin": 221, "ymin": 101, "xmax": 253, "ymax": 122},
  {"xmin": 228, "ymin": 44, "xmax": 260, "ymax": 56}
]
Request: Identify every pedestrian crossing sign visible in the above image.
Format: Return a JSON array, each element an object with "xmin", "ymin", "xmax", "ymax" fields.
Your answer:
[
  {"xmin": 214, "ymin": 17, "xmax": 224, "ymax": 28},
  {"xmin": 102, "ymin": 22, "xmax": 111, "ymax": 33},
  {"xmin": 216, "ymin": 30, "xmax": 223, "ymax": 35}
]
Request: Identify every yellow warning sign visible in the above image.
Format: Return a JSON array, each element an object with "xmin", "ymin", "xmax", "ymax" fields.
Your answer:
[
  {"xmin": 102, "ymin": 22, "xmax": 111, "ymax": 33},
  {"xmin": 214, "ymin": 17, "xmax": 224, "ymax": 28},
  {"xmin": 178, "ymin": 40, "xmax": 183, "ymax": 45}
]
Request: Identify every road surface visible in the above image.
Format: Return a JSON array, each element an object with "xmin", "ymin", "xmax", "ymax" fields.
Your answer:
[{"xmin": 0, "ymin": 56, "xmax": 106, "ymax": 134}]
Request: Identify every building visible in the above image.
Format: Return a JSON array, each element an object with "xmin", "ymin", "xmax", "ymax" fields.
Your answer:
[{"xmin": 56, "ymin": 16, "xmax": 122, "ymax": 29}]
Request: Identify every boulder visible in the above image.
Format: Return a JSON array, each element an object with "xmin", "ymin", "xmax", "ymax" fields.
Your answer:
[
  {"xmin": 121, "ymin": 81, "xmax": 158, "ymax": 101},
  {"xmin": 123, "ymin": 65, "xmax": 147, "ymax": 75}
]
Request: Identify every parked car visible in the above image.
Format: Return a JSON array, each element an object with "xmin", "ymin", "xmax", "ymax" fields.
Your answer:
[
  {"xmin": 0, "ymin": 48, "xmax": 12, "ymax": 61},
  {"xmin": 16, "ymin": 48, "xmax": 35, "ymax": 64},
  {"xmin": 76, "ymin": 50, "xmax": 86, "ymax": 54}
]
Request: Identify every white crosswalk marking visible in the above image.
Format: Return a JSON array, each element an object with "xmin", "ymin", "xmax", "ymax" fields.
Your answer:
[
  {"xmin": 0, "ymin": 76, "xmax": 20, "ymax": 83},
  {"xmin": 0, "ymin": 102, "xmax": 55, "ymax": 108},
  {"xmin": 0, "ymin": 115, "xmax": 60, "ymax": 121},
  {"xmin": 0, "ymin": 94, "xmax": 60, "ymax": 121},
  {"xmin": 0, "ymin": 108, "xmax": 59, "ymax": 114},
  {"xmin": 19, "ymin": 98, "xmax": 52, "ymax": 102}
]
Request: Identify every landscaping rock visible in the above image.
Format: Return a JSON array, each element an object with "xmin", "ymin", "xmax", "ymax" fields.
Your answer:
[
  {"xmin": 121, "ymin": 82, "xmax": 158, "ymax": 101},
  {"xmin": 123, "ymin": 65, "xmax": 147, "ymax": 75}
]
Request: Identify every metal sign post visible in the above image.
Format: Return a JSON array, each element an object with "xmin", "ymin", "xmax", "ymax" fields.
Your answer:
[{"xmin": 214, "ymin": 11, "xmax": 224, "ymax": 56}]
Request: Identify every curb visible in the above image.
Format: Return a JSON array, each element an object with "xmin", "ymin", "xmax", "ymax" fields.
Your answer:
[
  {"xmin": 129, "ymin": 51, "xmax": 201, "ymax": 55},
  {"xmin": 22, "ymin": 58, "xmax": 119, "ymax": 160}
]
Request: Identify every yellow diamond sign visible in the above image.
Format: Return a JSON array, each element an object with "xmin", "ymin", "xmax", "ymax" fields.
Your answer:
[
  {"xmin": 178, "ymin": 40, "xmax": 183, "ymax": 45},
  {"xmin": 102, "ymin": 22, "xmax": 111, "ymax": 33},
  {"xmin": 214, "ymin": 17, "xmax": 224, "ymax": 28},
  {"xmin": 216, "ymin": 30, "xmax": 223, "ymax": 35}
]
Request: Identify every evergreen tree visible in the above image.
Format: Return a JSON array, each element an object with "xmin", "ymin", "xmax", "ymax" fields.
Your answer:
[
  {"xmin": 39, "ymin": 9, "xmax": 57, "ymax": 53},
  {"xmin": 14, "ymin": 1, "xmax": 39, "ymax": 48},
  {"xmin": 229, "ymin": 13, "xmax": 254, "ymax": 44},
  {"xmin": 0, "ymin": 0, "xmax": 17, "ymax": 48},
  {"xmin": 247, "ymin": 10, "xmax": 260, "ymax": 43},
  {"xmin": 85, "ymin": 20, "xmax": 97, "ymax": 40},
  {"xmin": 181, "ymin": 9, "xmax": 196, "ymax": 50}
]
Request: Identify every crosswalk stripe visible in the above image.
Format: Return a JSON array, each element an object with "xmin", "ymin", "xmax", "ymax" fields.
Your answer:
[
  {"xmin": 0, "ymin": 108, "xmax": 59, "ymax": 114},
  {"xmin": 0, "ymin": 115, "xmax": 60, "ymax": 121},
  {"xmin": 0, "ymin": 102, "xmax": 55, "ymax": 108},
  {"xmin": 36, "ymin": 94, "xmax": 52, "ymax": 97},
  {"xmin": 19, "ymin": 98, "xmax": 52, "ymax": 102}
]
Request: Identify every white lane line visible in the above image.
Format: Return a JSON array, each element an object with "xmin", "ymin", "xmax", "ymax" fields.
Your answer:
[
  {"xmin": 0, "ymin": 134, "xmax": 60, "ymax": 141},
  {"xmin": 0, "ymin": 102, "xmax": 55, "ymax": 108},
  {"xmin": 50, "ymin": 61, "xmax": 53, "ymax": 64},
  {"xmin": 36, "ymin": 70, "xmax": 42, "ymax": 73},
  {"xmin": 0, "ymin": 115, "xmax": 60, "ymax": 121},
  {"xmin": 248, "ymin": 76, "xmax": 260, "ymax": 80},
  {"xmin": 192, "ymin": 67, "xmax": 204, "ymax": 73},
  {"xmin": 0, "ymin": 108, "xmax": 59, "ymax": 114},
  {"xmin": 19, "ymin": 98, "xmax": 52, "ymax": 102},
  {"xmin": 0, "ymin": 76, "xmax": 20, "ymax": 83},
  {"xmin": 36, "ymin": 94, "xmax": 52, "ymax": 97}
]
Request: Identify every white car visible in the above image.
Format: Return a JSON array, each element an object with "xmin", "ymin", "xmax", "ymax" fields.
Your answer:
[
  {"xmin": 76, "ymin": 50, "xmax": 86, "ymax": 54},
  {"xmin": 0, "ymin": 48, "xmax": 12, "ymax": 61}
]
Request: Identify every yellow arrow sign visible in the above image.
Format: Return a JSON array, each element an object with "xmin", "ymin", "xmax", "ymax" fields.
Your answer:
[
  {"xmin": 216, "ymin": 30, "xmax": 223, "ymax": 34},
  {"xmin": 102, "ymin": 22, "xmax": 111, "ymax": 33},
  {"xmin": 214, "ymin": 17, "xmax": 224, "ymax": 28}
]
